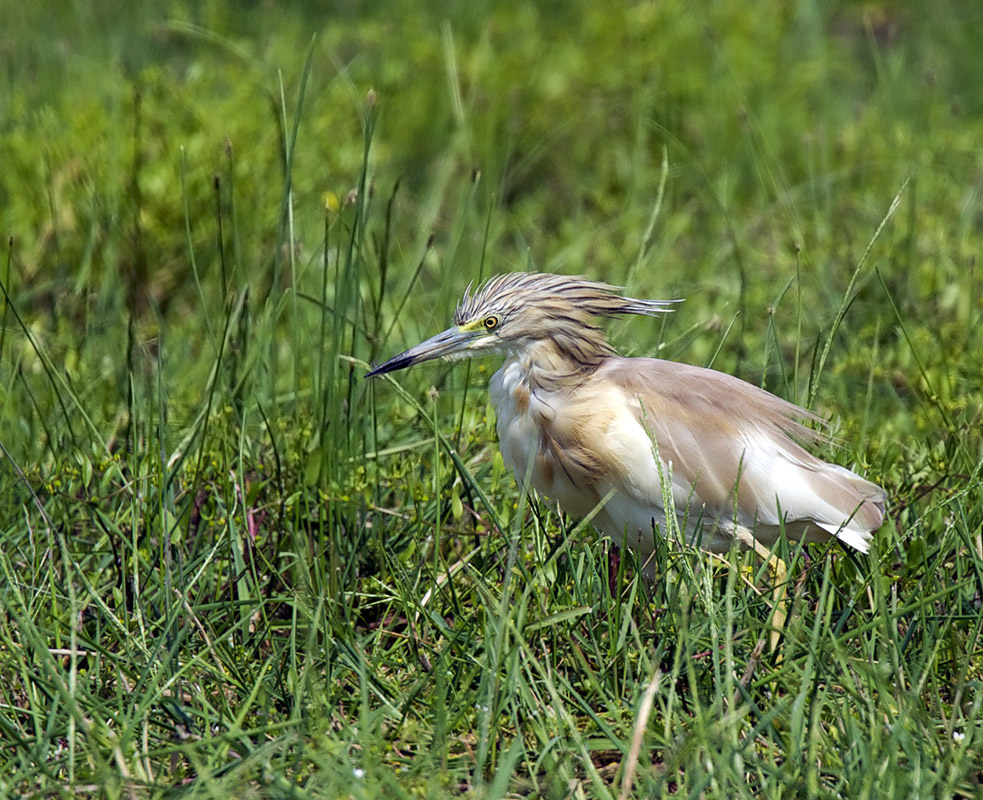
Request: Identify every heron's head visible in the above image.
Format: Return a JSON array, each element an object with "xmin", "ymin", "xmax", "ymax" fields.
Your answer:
[{"xmin": 366, "ymin": 272, "xmax": 675, "ymax": 378}]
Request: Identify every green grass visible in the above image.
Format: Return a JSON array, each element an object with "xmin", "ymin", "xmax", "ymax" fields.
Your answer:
[{"xmin": 2, "ymin": 0, "xmax": 982, "ymax": 797}]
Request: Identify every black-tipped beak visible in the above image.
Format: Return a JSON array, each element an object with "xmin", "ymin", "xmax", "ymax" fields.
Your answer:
[{"xmin": 366, "ymin": 326, "xmax": 477, "ymax": 378}]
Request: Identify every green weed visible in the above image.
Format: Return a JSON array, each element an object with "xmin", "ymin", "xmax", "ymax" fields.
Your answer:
[{"xmin": 1, "ymin": 1, "xmax": 981, "ymax": 797}]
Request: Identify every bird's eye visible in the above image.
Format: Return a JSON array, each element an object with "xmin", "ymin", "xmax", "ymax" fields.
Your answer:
[{"xmin": 483, "ymin": 315, "xmax": 500, "ymax": 330}]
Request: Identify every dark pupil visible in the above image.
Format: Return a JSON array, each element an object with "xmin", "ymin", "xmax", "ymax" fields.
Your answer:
[{"xmin": 485, "ymin": 317, "xmax": 496, "ymax": 328}]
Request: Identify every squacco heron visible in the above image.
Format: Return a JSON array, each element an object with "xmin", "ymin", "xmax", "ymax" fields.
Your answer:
[{"xmin": 367, "ymin": 273, "xmax": 885, "ymax": 562}]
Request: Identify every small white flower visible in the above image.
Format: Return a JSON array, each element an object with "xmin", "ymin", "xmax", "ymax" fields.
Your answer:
[
  {"xmin": 353, "ymin": 768, "xmax": 366, "ymax": 778},
  {"xmin": 953, "ymin": 731, "xmax": 965, "ymax": 742}
]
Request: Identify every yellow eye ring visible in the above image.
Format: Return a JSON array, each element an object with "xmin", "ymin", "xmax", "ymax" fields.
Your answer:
[{"xmin": 483, "ymin": 315, "xmax": 500, "ymax": 330}]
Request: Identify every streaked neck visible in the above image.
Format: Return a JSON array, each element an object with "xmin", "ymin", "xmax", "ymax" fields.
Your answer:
[{"xmin": 508, "ymin": 339, "xmax": 603, "ymax": 392}]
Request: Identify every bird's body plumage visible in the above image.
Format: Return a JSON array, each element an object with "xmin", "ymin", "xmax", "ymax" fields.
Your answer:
[
  {"xmin": 368, "ymin": 272, "xmax": 886, "ymax": 562},
  {"xmin": 492, "ymin": 348, "xmax": 883, "ymax": 556}
]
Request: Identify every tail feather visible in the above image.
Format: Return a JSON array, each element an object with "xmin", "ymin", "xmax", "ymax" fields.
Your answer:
[
  {"xmin": 771, "ymin": 454, "xmax": 886, "ymax": 552},
  {"xmin": 816, "ymin": 520, "xmax": 874, "ymax": 553}
]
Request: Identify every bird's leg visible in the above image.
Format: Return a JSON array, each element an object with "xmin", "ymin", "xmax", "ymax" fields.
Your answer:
[
  {"xmin": 733, "ymin": 526, "xmax": 788, "ymax": 654},
  {"xmin": 607, "ymin": 545, "xmax": 621, "ymax": 597}
]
